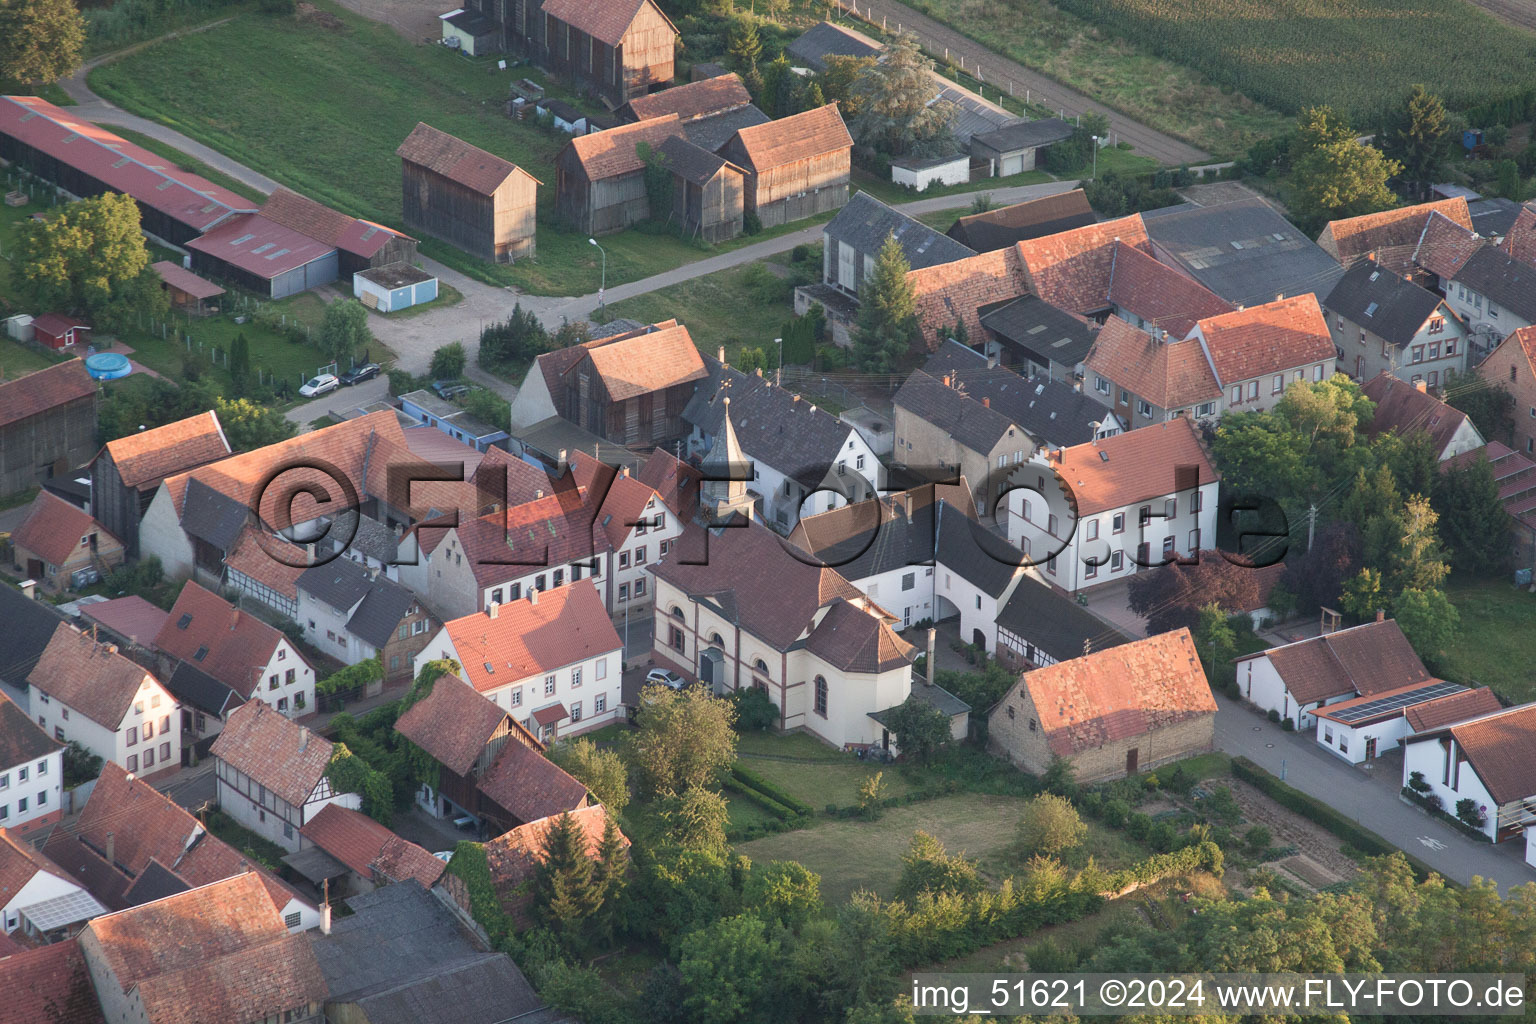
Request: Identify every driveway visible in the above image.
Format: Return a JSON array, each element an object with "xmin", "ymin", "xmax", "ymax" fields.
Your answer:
[{"xmin": 1213, "ymin": 694, "xmax": 1533, "ymax": 893}]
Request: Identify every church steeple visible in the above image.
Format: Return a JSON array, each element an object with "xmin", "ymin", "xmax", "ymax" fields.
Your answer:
[{"xmin": 701, "ymin": 396, "xmax": 756, "ymax": 523}]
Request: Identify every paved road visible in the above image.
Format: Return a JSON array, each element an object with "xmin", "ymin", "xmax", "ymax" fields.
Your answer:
[
  {"xmin": 834, "ymin": 0, "xmax": 1209, "ymax": 166},
  {"xmin": 1213, "ymin": 694, "xmax": 1533, "ymax": 894}
]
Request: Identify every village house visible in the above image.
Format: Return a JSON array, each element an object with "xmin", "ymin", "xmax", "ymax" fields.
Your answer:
[
  {"xmin": 0, "ymin": 359, "xmax": 97, "ymax": 499},
  {"xmin": 994, "ymin": 574, "xmax": 1133, "ymax": 670},
  {"xmin": 220, "ymin": 526, "xmax": 306, "ymax": 621},
  {"xmin": 492, "ymin": 0, "xmax": 676, "ymax": 106},
  {"xmin": 560, "ymin": 319, "xmax": 707, "ymax": 445},
  {"xmin": 1502, "ymin": 201, "xmax": 1536, "ymax": 266},
  {"xmin": 296, "ymin": 558, "xmax": 436, "ymax": 682},
  {"xmin": 0, "ymin": 940, "xmax": 103, "ymax": 1023},
  {"xmin": 621, "ymin": 71, "xmax": 770, "ymax": 155},
  {"xmin": 9, "ymin": 490, "xmax": 125, "ymax": 593},
  {"xmin": 90, "ymin": 410, "xmax": 230, "ymax": 560},
  {"xmin": 27, "ymin": 623, "xmax": 181, "ymax": 779},
  {"xmin": 719, "ymin": 104, "xmax": 853, "ymax": 229},
  {"xmin": 42, "ymin": 763, "xmax": 318, "ymax": 927},
  {"xmin": 0, "ymin": 829, "xmax": 106, "ymax": 940},
  {"xmin": 1316, "ymin": 197, "xmax": 1476, "ymax": 278},
  {"xmin": 892, "ymin": 370, "xmax": 1035, "ymax": 517},
  {"xmin": 946, "ymin": 189, "xmax": 1096, "ymax": 252},
  {"xmin": 988, "ymin": 627, "xmax": 1217, "ymax": 781},
  {"xmin": 1189, "ymin": 294, "xmax": 1339, "ymax": 412},
  {"xmin": 397, "ymin": 121, "xmax": 540, "ymax": 262},
  {"xmin": 1324, "ymin": 257, "xmax": 1469, "ymax": 384},
  {"xmin": 0, "ymin": 693, "xmax": 63, "ymax": 840},
  {"xmin": 77, "ymin": 874, "xmax": 328, "ymax": 1024},
  {"xmin": 685, "ymin": 358, "xmax": 882, "ymax": 528},
  {"xmin": 474, "ymin": 730, "xmax": 592, "ymax": 833},
  {"xmin": 651, "ymin": 518, "xmax": 928, "ymax": 752},
  {"xmin": 413, "ymin": 579, "xmax": 624, "ymax": 742},
  {"xmin": 1312, "ymin": 679, "xmax": 1490, "ymax": 766},
  {"xmin": 155, "ymin": 581, "xmax": 315, "ymax": 734},
  {"xmin": 293, "ymin": 804, "xmax": 443, "ymax": 898},
  {"xmin": 659, "ymin": 135, "xmax": 748, "ymax": 242},
  {"xmin": 210, "ymin": 701, "xmax": 361, "ymax": 853},
  {"xmin": 1361, "ymin": 372, "xmax": 1485, "ymax": 460},
  {"xmin": 1235, "ymin": 617, "xmax": 1430, "ymax": 732},
  {"xmin": 483, "ymin": 804, "xmax": 627, "ymax": 925},
  {"xmin": 555, "ymin": 114, "xmax": 685, "ymax": 235},
  {"xmin": 1475, "ymin": 326, "xmax": 1536, "ymax": 456},
  {"xmin": 572, "ymin": 452, "xmax": 684, "ymax": 619},
  {"xmin": 976, "ymin": 294, "xmax": 1100, "ymax": 382},
  {"xmin": 0, "ymin": 582, "xmax": 69, "ymax": 693},
  {"xmin": 1401, "ymin": 702, "xmax": 1536, "ymax": 847},
  {"xmin": 1005, "ymin": 417, "xmax": 1221, "ymax": 595},
  {"xmin": 1447, "ymin": 246, "xmax": 1536, "ymax": 362},
  {"xmin": 1441, "ymin": 440, "xmax": 1536, "ymax": 570}
]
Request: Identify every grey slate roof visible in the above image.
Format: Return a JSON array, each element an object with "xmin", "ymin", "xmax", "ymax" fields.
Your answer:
[
  {"xmin": 122, "ymin": 859, "xmax": 192, "ymax": 907},
  {"xmin": 0, "ymin": 584, "xmax": 67, "ymax": 688},
  {"xmin": 979, "ymin": 295, "xmax": 1099, "ymax": 371},
  {"xmin": 1469, "ymin": 197, "xmax": 1523, "ymax": 238},
  {"xmin": 1455, "ymin": 246, "xmax": 1536, "ymax": 322},
  {"xmin": 825, "ymin": 191, "xmax": 975, "ymax": 270},
  {"xmin": 443, "ymin": 7, "xmax": 495, "ymax": 35},
  {"xmin": 933, "ymin": 500, "xmax": 1022, "ymax": 597},
  {"xmin": 349, "ymin": 515, "xmax": 400, "ymax": 564},
  {"xmin": 683, "ymin": 104, "xmax": 771, "ymax": 153},
  {"xmin": 870, "ymin": 679, "xmax": 971, "ymax": 727},
  {"xmin": 786, "ymin": 20, "xmax": 880, "ymax": 72},
  {"xmin": 792, "ymin": 484, "xmax": 971, "ymax": 582},
  {"xmin": 659, "ymin": 134, "xmax": 738, "ymax": 186},
  {"xmin": 932, "ymin": 82, "xmax": 1022, "ymax": 145},
  {"xmin": 588, "ymin": 317, "xmax": 647, "ymax": 340},
  {"xmin": 1323, "ymin": 258, "xmax": 1443, "ymax": 347},
  {"xmin": 684, "ymin": 360, "xmax": 859, "ymax": 490},
  {"xmin": 1141, "ymin": 198, "xmax": 1345, "ymax": 308},
  {"xmin": 297, "ymin": 557, "xmax": 417, "ymax": 649},
  {"xmin": 180, "ymin": 476, "xmax": 248, "ymax": 549},
  {"xmin": 971, "ymin": 118, "xmax": 1075, "ymax": 154},
  {"xmin": 995, "ymin": 575, "xmax": 1133, "ymax": 665},
  {"xmin": 926, "ymin": 341, "xmax": 1110, "ymax": 448},
  {"xmin": 946, "ymin": 190, "xmax": 1097, "ymax": 251},
  {"xmin": 893, "ymin": 368, "xmax": 1016, "ymax": 454},
  {"xmin": 165, "ymin": 661, "xmax": 245, "ymax": 718}
]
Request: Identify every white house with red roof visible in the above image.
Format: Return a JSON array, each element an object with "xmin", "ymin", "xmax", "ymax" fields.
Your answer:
[
  {"xmin": 571, "ymin": 452, "xmax": 684, "ymax": 620},
  {"xmin": 1401, "ymin": 701, "xmax": 1536, "ymax": 845},
  {"xmin": 1005, "ymin": 417, "xmax": 1220, "ymax": 594},
  {"xmin": 0, "ymin": 692, "xmax": 63, "ymax": 839},
  {"xmin": 413, "ymin": 579, "xmax": 623, "ymax": 742}
]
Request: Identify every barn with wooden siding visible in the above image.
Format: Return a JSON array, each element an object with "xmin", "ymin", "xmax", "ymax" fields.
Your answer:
[
  {"xmin": 619, "ymin": 72, "xmax": 754, "ymax": 125},
  {"xmin": 0, "ymin": 359, "xmax": 97, "ymax": 499},
  {"xmin": 90, "ymin": 411, "xmax": 231, "ymax": 560},
  {"xmin": 397, "ymin": 122, "xmax": 540, "ymax": 262},
  {"xmin": 261, "ymin": 188, "xmax": 417, "ymax": 277},
  {"xmin": 658, "ymin": 136, "xmax": 744, "ymax": 243},
  {"xmin": 496, "ymin": 0, "xmax": 677, "ymax": 108},
  {"xmin": 556, "ymin": 320, "xmax": 708, "ymax": 445},
  {"xmin": 555, "ymin": 114, "xmax": 684, "ymax": 236},
  {"xmin": 719, "ymin": 104, "xmax": 853, "ymax": 229}
]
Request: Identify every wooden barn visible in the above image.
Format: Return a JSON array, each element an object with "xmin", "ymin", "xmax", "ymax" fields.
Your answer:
[
  {"xmin": 261, "ymin": 188, "xmax": 418, "ymax": 277},
  {"xmin": 151, "ymin": 260, "xmax": 225, "ymax": 316},
  {"xmin": 557, "ymin": 320, "xmax": 708, "ymax": 445},
  {"xmin": 90, "ymin": 410, "xmax": 231, "ymax": 560},
  {"xmin": 720, "ymin": 103, "xmax": 853, "ymax": 229},
  {"xmin": 555, "ymin": 114, "xmax": 685, "ymax": 236},
  {"xmin": 658, "ymin": 135, "xmax": 744, "ymax": 243},
  {"xmin": 0, "ymin": 359, "xmax": 97, "ymax": 498},
  {"xmin": 494, "ymin": 0, "xmax": 677, "ymax": 108},
  {"xmin": 397, "ymin": 122, "xmax": 540, "ymax": 262}
]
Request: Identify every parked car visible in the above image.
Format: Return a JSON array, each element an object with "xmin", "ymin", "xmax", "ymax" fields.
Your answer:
[
  {"xmin": 432, "ymin": 379, "xmax": 471, "ymax": 399},
  {"xmin": 299, "ymin": 373, "xmax": 339, "ymax": 397},
  {"xmin": 645, "ymin": 668, "xmax": 686, "ymax": 690},
  {"xmin": 339, "ymin": 363, "xmax": 380, "ymax": 386}
]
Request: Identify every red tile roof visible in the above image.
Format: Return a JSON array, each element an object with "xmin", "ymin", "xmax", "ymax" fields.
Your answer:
[
  {"xmin": 908, "ymin": 245, "xmax": 1030, "ymax": 351},
  {"xmin": 484, "ymin": 805, "xmax": 625, "ymax": 895},
  {"xmin": 0, "ymin": 359, "xmax": 95, "ymax": 428},
  {"xmin": 562, "ymin": 114, "xmax": 684, "ymax": 180},
  {"xmin": 209, "ymin": 701, "xmax": 333, "ymax": 808},
  {"xmin": 727, "ymin": 104, "xmax": 853, "ymax": 170},
  {"xmin": 1504, "ymin": 202, "xmax": 1536, "ymax": 267},
  {"xmin": 1404, "ymin": 685, "xmax": 1503, "ymax": 732},
  {"xmin": 150, "ymin": 260, "xmax": 225, "ymax": 301},
  {"xmin": 98, "ymin": 410, "xmax": 230, "ymax": 490},
  {"xmin": 636, "ymin": 448, "xmax": 701, "ymax": 520},
  {"xmin": 133, "ymin": 932, "xmax": 326, "ymax": 1024},
  {"xmin": 1194, "ymin": 293, "xmax": 1336, "ymax": 385},
  {"xmin": 260, "ymin": 187, "xmax": 411, "ymax": 259},
  {"xmin": 1413, "ymin": 211, "xmax": 1483, "ymax": 279},
  {"xmin": 803, "ymin": 597, "xmax": 916, "ymax": 673},
  {"xmin": 438, "ymin": 579, "xmax": 621, "ymax": 693},
  {"xmin": 1008, "ymin": 627, "xmax": 1215, "ymax": 756},
  {"xmin": 0, "ymin": 827, "xmax": 73, "ymax": 908},
  {"xmin": 1082, "ymin": 318, "xmax": 1220, "ymax": 411},
  {"xmin": 394, "ymin": 675, "xmax": 521, "ymax": 776},
  {"xmin": 185, "ymin": 211, "xmax": 337, "ymax": 278},
  {"xmin": 573, "ymin": 321, "xmax": 707, "ymax": 401},
  {"xmin": 1105, "ymin": 242, "xmax": 1234, "ymax": 338},
  {"xmin": 1015, "ymin": 214, "xmax": 1151, "ymax": 314},
  {"xmin": 80, "ymin": 595, "xmax": 171, "ymax": 647},
  {"xmin": 1316, "ymin": 198, "xmax": 1473, "ymax": 272},
  {"xmin": 625, "ymin": 73, "xmax": 753, "ymax": 123},
  {"xmin": 155, "ymin": 581, "xmax": 296, "ymax": 698},
  {"xmin": 1439, "ymin": 703, "xmax": 1536, "ymax": 804},
  {"xmin": 10, "ymin": 490, "xmax": 121, "ymax": 567},
  {"xmin": 572, "ymin": 452, "xmax": 668, "ymax": 549},
  {"xmin": 0, "ymin": 691, "xmax": 60, "ymax": 772},
  {"xmin": 299, "ymin": 804, "xmax": 444, "ymax": 888},
  {"xmin": 1046, "ymin": 417, "xmax": 1219, "ymax": 515},
  {"xmin": 396, "ymin": 122, "xmax": 538, "ymax": 194},
  {"xmin": 27, "ymin": 623, "xmax": 160, "ymax": 729},
  {"xmin": 539, "ymin": 0, "xmax": 673, "ymax": 47},
  {"xmin": 221, "ymin": 527, "xmax": 305, "ymax": 603},
  {"xmin": 1242, "ymin": 618, "xmax": 1429, "ymax": 705},
  {"xmin": 0, "ymin": 939, "xmax": 104, "ymax": 1024},
  {"xmin": 476, "ymin": 736, "xmax": 589, "ymax": 825},
  {"xmin": 31, "ymin": 314, "xmax": 92, "ymax": 339},
  {"xmin": 434, "ymin": 489, "xmax": 611, "ymax": 589}
]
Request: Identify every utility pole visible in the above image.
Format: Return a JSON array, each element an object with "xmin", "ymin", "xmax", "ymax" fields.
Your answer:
[{"xmin": 1307, "ymin": 503, "xmax": 1318, "ymax": 551}]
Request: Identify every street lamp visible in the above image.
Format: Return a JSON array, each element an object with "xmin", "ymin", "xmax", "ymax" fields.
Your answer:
[
  {"xmin": 1090, "ymin": 135, "xmax": 1100, "ymax": 181},
  {"xmin": 588, "ymin": 237, "xmax": 607, "ymax": 311},
  {"xmin": 774, "ymin": 336, "xmax": 783, "ymax": 387}
]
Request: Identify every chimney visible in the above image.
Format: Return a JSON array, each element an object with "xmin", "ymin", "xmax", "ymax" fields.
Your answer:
[
  {"xmin": 230, "ymin": 609, "xmax": 239, "ymax": 630},
  {"xmin": 942, "ymin": 374, "xmax": 952, "ymax": 387},
  {"xmin": 558, "ymin": 448, "xmax": 568, "ymax": 465},
  {"xmin": 1073, "ymin": 379, "xmax": 1083, "ymax": 393},
  {"xmin": 1375, "ymin": 608, "xmax": 1385, "ymax": 622},
  {"xmin": 321, "ymin": 879, "xmax": 332, "ymax": 935},
  {"xmin": 717, "ymin": 345, "xmax": 726, "ymax": 364},
  {"xmin": 529, "ymin": 588, "xmax": 539, "ymax": 605},
  {"xmin": 487, "ymin": 602, "xmax": 500, "ymax": 619},
  {"xmin": 105, "ymin": 644, "xmax": 117, "ymax": 655},
  {"xmin": 982, "ymin": 397, "xmax": 990, "ymax": 408},
  {"xmin": 1414, "ymin": 380, "xmax": 1428, "ymax": 393},
  {"xmin": 19, "ymin": 579, "xmax": 35, "ymax": 601},
  {"xmin": 1275, "ymin": 292, "xmax": 1285, "ymax": 302},
  {"xmin": 105, "ymin": 832, "xmax": 115, "ymax": 864},
  {"xmin": 809, "ymin": 404, "xmax": 817, "ymax": 414},
  {"xmin": 620, "ymin": 466, "xmax": 630, "ymax": 477},
  {"xmin": 536, "ymin": 489, "xmax": 544, "ymax": 499},
  {"xmin": 926, "ymin": 628, "xmax": 936, "ymax": 687}
]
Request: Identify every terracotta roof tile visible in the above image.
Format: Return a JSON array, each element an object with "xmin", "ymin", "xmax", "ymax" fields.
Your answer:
[
  {"xmin": 0, "ymin": 826, "xmax": 73, "ymax": 908},
  {"xmin": 727, "ymin": 104, "xmax": 852, "ymax": 170},
  {"xmin": 209, "ymin": 701, "xmax": 333, "ymax": 808},
  {"xmin": 1105, "ymin": 242, "xmax": 1234, "ymax": 338},
  {"xmin": 27, "ymin": 623, "xmax": 160, "ymax": 729},
  {"xmin": 0, "ymin": 359, "xmax": 94, "ymax": 428},
  {"xmin": 1194, "ymin": 293, "xmax": 1335, "ymax": 384},
  {"xmin": 10, "ymin": 490, "xmax": 121, "ymax": 568},
  {"xmin": 1007, "ymin": 627, "xmax": 1215, "ymax": 756},
  {"xmin": 1244, "ymin": 618, "xmax": 1429, "ymax": 705},
  {"xmin": 300, "ymin": 804, "xmax": 444, "ymax": 888},
  {"xmin": 1503, "ymin": 202, "xmax": 1536, "ymax": 267},
  {"xmin": 438, "ymin": 580, "xmax": 620, "ymax": 693},
  {"xmin": 396, "ymin": 122, "xmax": 537, "ymax": 194},
  {"xmin": 0, "ymin": 691, "xmax": 61, "ymax": 770},
  {"xmin": 476, "ymin": 737, "xmax": 589, "ymax": 824},
  {"xmin": 1083, "ymin": 318, "xmax": 1220, "ymax": 411},
  {"xmin": 947, "ymin": 189, "xmax": 1096, "ymax": 251},
  {"xmin": 1316, "ymin": 198, "xmax": 1473, "ymax": 272},
  {"xmin": 1015, "ymin": 214, "xmax": 1151, "ymax": 314},
  {"xmin": 394, "ymin": 675, "xmax": 520, "ymax": 776},
  {"xmin": 155, "ymin": 581, "xmax": 297, "ymax": 698},
  {"xmin": 0, "ymin": 939, "xmax": 104, "ymax": 1024},
  {"xmin": 909, "ymin": 245, "xmax": 1029, "ymax": 350},
  {"xmin": 99, "ymin": 411, "xmax": 230, "ymax": 490},
  {"xmin": 1414, "ymin": 211, "xmax": 1484, "ymax": 279},
  {"xmin": 625, "ymin": 73, "xmax": 753, "ymax": 123},
  {"xmin": 441, "ymin": 490, "xmax": 612, "ymax": 589},
  {"xmin": 260, "ymin": 187, "xmax": 410, "ymax": 259},
  {"xmin": 1439, "ymin": 703, "xmax": 1536, "ymax": 804},
  {"xmin": 803, "ymin": 598, "xmax": 915, "ymax": 672},
  {"xmin": 221, "ymin": 527, "xmax": 305, "ymax": 604},
  {"xmin": 539, "ymin": 0, "xmax": 671, "ymax": 47},
  {"xmin": 636, "ymin": 448, "xmax": 701, "ymax": 519},
  {"xmin": 484, "ymin": 805, "xmax": 625, "ymax": 895},
  {"xmin": 563, "ymin": 114, "xmax": 684, "ymax": 180},
  {"xmin": 1403, "ymin": 685, "xmax": 1503, "ymax": 732},
  {"xmin": 571, "ymin": 452, "xmax": 668, "ymax": 549},
  {"xmin": 133, "ymin": 931, "xmax": 326, "ymax": 1024},
  {"xmin": 1045, "ymin": 416, "xmax": 1218, "ymax": 515},
  {"xmin": 574, "ymin": 321, "xmax": 707, "ymax": 400}
]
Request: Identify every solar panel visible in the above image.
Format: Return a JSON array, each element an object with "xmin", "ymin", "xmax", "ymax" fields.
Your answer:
[{"xmin": 1327, "ymin": 680, "xmax": 1466, "ymax": 724}]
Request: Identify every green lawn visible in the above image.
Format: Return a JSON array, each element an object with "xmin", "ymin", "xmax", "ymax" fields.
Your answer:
[
  {"xmin": 1439, "ymin": 580, "xmax": 1536, "ymax": 703},
  {"xmin": 736, "ymin": 792, "xmax": 1035, "ymax": 903},
  {"xmin": 107, "ymin": 126, "xmax": 267, "ymax": 205},
  {"xmin": 737, "ymin": 746, "xmax": 915, "ymax": 812}
]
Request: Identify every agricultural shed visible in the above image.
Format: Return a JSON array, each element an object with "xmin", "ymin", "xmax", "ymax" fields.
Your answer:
[
  {"xmin": 397, "ymin": 122, "xmax": 540, "ymax": 262},
  {"xmin": 719, "ymin": 104, "xmax": 853, "ymax": 229}
]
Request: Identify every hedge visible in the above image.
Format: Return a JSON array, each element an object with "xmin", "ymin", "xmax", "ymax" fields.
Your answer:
[
  {"xmin": 1401, "ymin": 787, "xmax": 1492, "ymax": 843},
  {"xmin": 725, "ymin": 778, "xmax": 799, "ymax": 821},
  {"xmin": 729, "ymin": 764, "xmax": 815, "ymax": 817}
]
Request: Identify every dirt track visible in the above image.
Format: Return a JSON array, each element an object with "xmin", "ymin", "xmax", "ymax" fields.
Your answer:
[{"xmin": 1466, "ymin": 0, "xmax": 1536, "ymax": 32}]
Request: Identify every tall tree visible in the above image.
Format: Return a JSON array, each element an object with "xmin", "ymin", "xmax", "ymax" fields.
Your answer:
[
  {"xmin": 1292, "ymin": 105, "xmax": 1356, "ymax": 160},
  {"xmin": 228, "ymin": 332, "xmax": 252, "ymax": 394},
  {"xmin": 882, "ymin": 696, "xmax": 952, "ymax": 764},
  {"xmin": 815, "ymin": 54, "xmax": 877, "ymax": 120},
  {"xmin": 727, "ymin": 17, "xmax": 762, "ymax": 73},
  {"xmin": 548, "ymin": 737, "xmax": 629, "ymax": 816},
  {"xmin": 0, "ymin": 0, "xmax": 84, "ymax": 86},
  {"xmin": 532, "ymin": 811, "xmax": 604, "ymax": 951},
  {"xmin": 1432, "ymin": 455, "xmax": 1511, "ymax": 578},
  {"xmin": 589, "ymin": 812, "xmax": 629, "ymax": 945},
  {"xmin": 12, "ymin": 192, "xmax": 165, "ymax": 332},
  {"xmin": 1391, "ymin": 588, "xmax": 1460, "ymax": 662},
  {"xmin": 1191, "ymin": 602, "xmax": 1238, "ymax": 687},
  {"xmin": 1445, "ymin": 371, "xmax": 1515, "ymax": 444},
  {"xmin": 743, "ymin": 861, "xmax": 822, "ymax": 931},
  {"xmin": 658, "ymin": 786, "xmax": 731, "ymax": 855},
  {"xmin": 627, "ymin": 684, "xmax": 737, "ymax": 797},
  {"xmin": 214, "ymin": 397, "xmax": 296, "ymax": 452},
  {"xmin": 848, "ymin": 33, "xmax": 956, "ymax": 157},
  {"xmin": 852, "ymin": 233, "xmax": 920, "ymax": 373},
  {"xmin": 678, "ymin": 915, "xmax": 779, "ymax": 1024},
  {"xmin": 1126, "ymin": 553, "xmax": 1262, "ymax": 635},
  {"xmin": 1292, "ymin": 140, "xmax": 1402, "ymax": 230},
  {"xmin": 318, "ymin": 299, "xmax": 371, "ymax": 367},
  {"xmin": 1017, "ymin": 793, "xmax": 1087, "ymax": 856},
  {"xmin": 1385, "ymin": 85, "xmax": 1449, "ymax": 198},
  {"xmin": 1388, "ymin": 494, "xmax": 1450, "ymax": 594}
]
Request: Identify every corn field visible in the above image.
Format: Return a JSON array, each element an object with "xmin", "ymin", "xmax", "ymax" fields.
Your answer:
[{"xmin": 1052, "ymin": 0, "xmax": 1536, "ymax": 121}]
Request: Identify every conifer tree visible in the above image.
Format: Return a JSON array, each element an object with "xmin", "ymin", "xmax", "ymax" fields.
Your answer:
[
  {"xmin": 532, "ymin": 812, "xmax": 602, "ymax": 950},
  {"xmin": 852, "ymin": 233, "xmax": 920, "ymax": 373}
]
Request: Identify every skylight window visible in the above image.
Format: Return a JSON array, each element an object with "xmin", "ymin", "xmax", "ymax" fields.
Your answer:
[
  {"xmin": 1364, "ymin": 302, "xmax": 1379, "ymax": 317},
  {"xmin": 193, "ymin": 646, "xmax": 208, "ymax": 662},
  {"xmin": 177, "ymin": 614, "xmax": 192, "ymax": 630}
]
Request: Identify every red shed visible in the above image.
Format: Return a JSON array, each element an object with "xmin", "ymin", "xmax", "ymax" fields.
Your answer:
[{"xmin": 31, "ymin": 314, "xmax": 91, "ymax": 350}]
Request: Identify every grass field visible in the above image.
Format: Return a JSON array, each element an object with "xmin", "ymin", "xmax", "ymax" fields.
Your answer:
[
  {"xmin": 1438, "ymin": 580, "xmax": 1536, "ymax": 703},
  {"xmin": 736, "ymin": 731, "xmax": 917, "ymax": 810}
]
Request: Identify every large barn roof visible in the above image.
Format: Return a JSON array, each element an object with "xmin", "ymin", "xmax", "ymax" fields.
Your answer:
[{"xmin": 396, "ymin": 122, "xmax": 539, "ymax": 194}]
